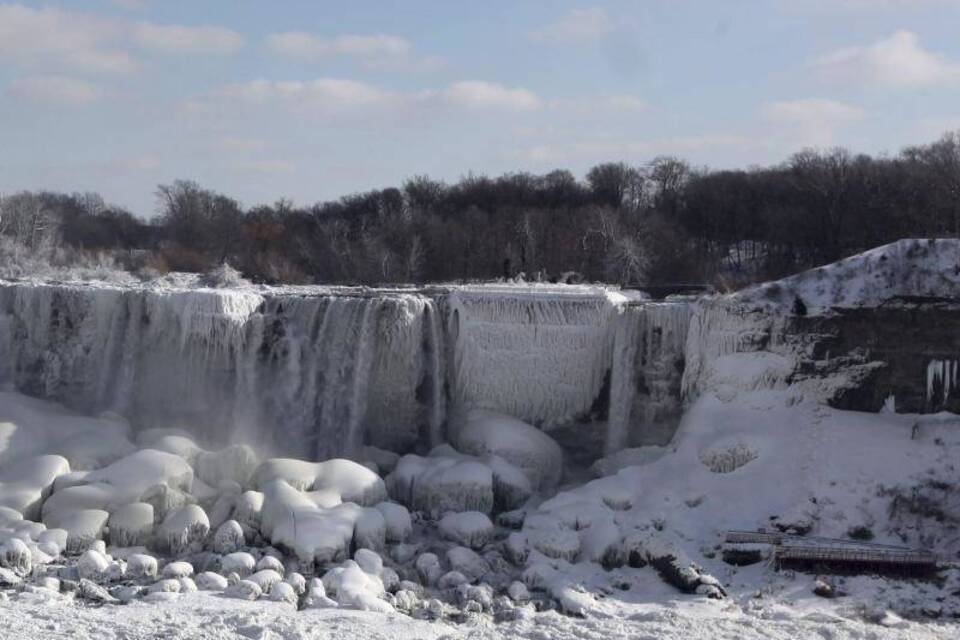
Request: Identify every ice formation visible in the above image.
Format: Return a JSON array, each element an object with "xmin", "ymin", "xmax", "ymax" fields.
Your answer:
[{"xmin": 0, "ymin": 278, "xmax": 699, "ymax": 456}]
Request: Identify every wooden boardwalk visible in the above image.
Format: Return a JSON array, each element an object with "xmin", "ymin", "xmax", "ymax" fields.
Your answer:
[{"xmin": 724, "ymin": 530, "xmax": 938, "ymax": 576}]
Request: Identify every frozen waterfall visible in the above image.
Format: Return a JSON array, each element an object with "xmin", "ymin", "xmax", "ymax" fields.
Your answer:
[
  {"xmin": 606, "ymin": 302, "xmax": 691, "ymax": 454},
  {"xmin": 0, "ymin": 279, "xmax": 697, "ymax": 461}
]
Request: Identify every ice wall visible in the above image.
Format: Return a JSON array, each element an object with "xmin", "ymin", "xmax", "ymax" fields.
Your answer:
[
  {"xmin": 444, "ymin": 286, "xmax": 624, "ymax": 432},
  {"xmin": 606, "ymin": 302, "xmax": 691, "ymax": 453},
  {"xmin": 0, "ymin": 279, "xmax": 698, "ymax": 461},
  {"xmin": 0, "ymin": 282, "xmax": 440, "ymax": 459}
]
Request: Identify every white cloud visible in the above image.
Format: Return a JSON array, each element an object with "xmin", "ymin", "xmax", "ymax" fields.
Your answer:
[
  {"xmin": 200, "ymin": 78, "xmax": 542, "ymax": 115},
  {"xmin": 218, "ymin": 78, "xmax": 397, "ymax": 112},
  {"xmin": 439, "ymin": 81, "xmax": 542, "ymax": 111},
  {"xmin": 132, "ymin": 23, "xmax": 245, "ymax": 55},
  {"xmin": 761, "ymin": 98, "xmax": 865, "ymax": 147},
  {"xmin": 812, "ymin": 30, "xmax": 960, "ymax": 89},
  {"xmin": 0, "ymin": 4, "xmax": 244, "ymax": 75},
  {"xmin": 266, "ymin": 32, "xmax": 410, "ymax": 59},
  {"xmin": 7, "ymin": 75, "xmax": 106, "ymax": 105},
  {"xmin": 0, "ymin": 4, "xmax": 136, "ymax": 73},
  {"xmin": 530, "ymin": 8, "xmax": 614, "ymax": 45},
  {"xmin": 265, "ymin": 31, "xmax": 441, "ymax": 73}
]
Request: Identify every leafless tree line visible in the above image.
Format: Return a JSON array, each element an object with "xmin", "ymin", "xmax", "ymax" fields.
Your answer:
[{"xmin": 3, "ymin": 131, "xmax": 960, "ymax": 288}]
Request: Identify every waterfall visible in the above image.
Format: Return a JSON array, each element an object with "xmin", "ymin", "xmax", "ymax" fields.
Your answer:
[
  {"xmin": 0, "ymin": 279, "xmax": 705, "ymax": 460},
  {"xmin": 445, "ymin": 286, "xmax": 622, "ymax": 429},
  {"xmin": 606, "ymin": 302, "xmax": 691, "ymax": 454},
  {"xmin": 0, "ymin": 282, "xmax": 443, "ymax": 459}
]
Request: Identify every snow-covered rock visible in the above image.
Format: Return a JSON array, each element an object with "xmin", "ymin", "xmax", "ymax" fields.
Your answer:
[
  {"xmin": 157, "ymin": 505, "xmax": 209, "ymax": 555},
  {"xmin": 195, "ymin": 571, "xmax": 228, "ymax": 591},
  {"xmin": 225, "ymin": 579, "xmax": 261, "ymax": 600},
  {"xmin": 248, "ymin": 569, "xmax": 283, "ymax": 594},
  {"xmin": 270, "ymin": 581, "xmax": 297, "ymax": 605},
  {"xmin": 455, "ymin": 410, "xmax": 563, "ymax": 492},
  {"xmin": 255, "ymin": 555, "xmax": 285, "ymax": 576},
  {"xmin": 127, "ymin": 553, "xmax": 158, "ymax": 580},
  {"xmin": 77, "ymin": 549, "xmax": 110, "ymax": 581},
  {"xmin": 374, "ymin": 502, "xmax": 411, "ymax": 542},
  {"xmin": 353, "ymin": 508, "xmax": 386, "ymax": 552},
  {"xmin": 446, "ymin": 546, "xmax": 490, "ymax": 583},
  {"xmin": 211, "ymin": 519, "xmax": 244, "ymax": 554},
  {"xmin": 221, "ymin": 552, "xmax": 256, "ymax": 577},
  {"xmin": 438, "ymin": 511, "xmax": 495, "ymax": 549},
  {"xmin": 162, "ymin": 561, "xmax": 194, "ymax": 579},
  {"xmin": 388, "ymin": 455, "xmax": 494, "ymax": 517},
  {"xmin": 107, "ymin": 502, "xmax": 154, "ymax": 547}
]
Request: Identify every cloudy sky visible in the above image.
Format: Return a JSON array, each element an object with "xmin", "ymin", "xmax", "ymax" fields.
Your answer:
[{"xmin": 2, "ymin": 0, "xmax": 960, "ymax": 215}]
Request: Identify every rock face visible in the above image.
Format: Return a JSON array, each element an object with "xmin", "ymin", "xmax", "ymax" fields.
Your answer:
[{"xmin": 684, "ymin": 301, "xmax": 960, "ymax": 414}]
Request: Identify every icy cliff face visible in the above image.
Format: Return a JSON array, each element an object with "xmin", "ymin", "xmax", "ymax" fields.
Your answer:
[
  {"xmin": 0, "ymin": 280, "xmax": 681, "ymax": 459},
  {"xmin": 607, "ymin": 302, "xmax": 691, "ymax": 453},
  {"xmin": 0, "ymin": 282, "xmax": 442, "ymax": 459},
  {"xmin": 444, "ymin": 286, "xmax": 625, "ymax": 431},
  {"xmin": 682, "ymin": 239, "xmax": 960, "ymax": 412}
]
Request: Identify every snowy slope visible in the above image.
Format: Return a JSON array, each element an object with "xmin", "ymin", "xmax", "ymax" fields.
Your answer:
[{"xmin": 731, "ymin": 238, "xmax": 960, "ymax": 315}]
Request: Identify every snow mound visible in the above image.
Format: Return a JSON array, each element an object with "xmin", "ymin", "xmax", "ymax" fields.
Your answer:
[
  {"xmin": 438, "ymin": 511, "xmax": 495, "ymax": 549},
  {"xmin": 733, "ymin": 238, "xmax": 960, "ymax": 315},
  {"xmin": 455, "ymin": 410, "xmax": 563, "ymax": 492},
  {"xmin": 253, "ymin": 458, "xmax": 386, "ymax": 506}
]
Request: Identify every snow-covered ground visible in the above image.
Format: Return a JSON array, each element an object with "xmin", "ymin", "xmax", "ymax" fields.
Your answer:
[{"xmin": 0, "ymin": 387, "xmax": 957, "ymax": 639}]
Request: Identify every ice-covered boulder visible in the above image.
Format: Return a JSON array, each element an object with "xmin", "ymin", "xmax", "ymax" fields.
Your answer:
[
  {"xmin": 45, "ymin": 509, "xmax": 108, "ymax": 553},
  {"xmin": 415, "ymin": 553, "xmax": 442, "ymax": 586},
  {"xmin": 270, "ymin": 581, "xmax": 298, "ymax": 605},
  {"xmin": 374, "ymin": 502, "xmax": 411, "ymax": 542},
  {"xmin": 446, "ymin": 546, "xmax": 490, "ymax": 583},
  {"xmin": 0, "ymin": 538, "xmax": 32, "ymax": 576},
  {"xmin": 221, "ymin": 552, "xmax": 256, "ymax": 576},
  {"xmin": 313, "ymin": 459, "xmax": 387, "ymax": 506},
  {"xmin": 438, "ymin": 570, "xmax": 469, "ymax": 589},
  {"xmin": 211, "ymin": 519, "xmax": 245, "ymax": 554},
  {"xmin": 322, "ymin": 560, "xmax": 391, "ymax": 612},
  {"xmin": 140, "ymin": 484, "xmax": 195, "ymax": 524},
  {"xmin": 271, "ymin": 501, "xmax": 364, "ymax": 566},
  {"xmin": 488, "ymin": 456, "xmax": 533, "ymax": 512},
  {"xmin": 256, "ymin": 555, "xmax": 284, "ymax": 575},
  {"xmin": 127, "ymin": 553, "xmax": 158, "ymax": 580},
  {"xmin": 85, "ymin": 449, "xmax": 194, "ymax": 502},
  {"xmin": 79, "ymin": 578, "xmax": 117, "ymax": 604},
  {"xmin": 387, "ymin": 455, "xmax": 493, "ymax": 517},
  {"xmin": 439, "ymin": 511, "xmax": 494, "ymax": 549},
  {"xmin": 162, "ymin": 561, "xmax": 194, "ymax": 579},
  {"xmin": 149, "ymin": 578, "xmax": 181, "ymax": 594},
  {"xmin": 225, "ymin": 579, "xmax": 262, "ymax": 600},
  {"xmin": 0, "ymin": 455, "xmax": 70, "ymax": 520},
  {"xmin": 77, "ymin": 549, "xmax": 109, "ymax": 581},
  {"xmin": 353, "ymin": 508, "xmax": 386, "ymax": 552},
  {"xmin": 285, "ymin": 571, "xmax": 306, "ymax": 595},
  {"xmin": 253, "ymin": 458, "xmax": 386, "ymax": 506},
  {"xmin": 196, "ymin": 571, "xmax": 228, "ymax": 590},
  {"xmin": 108, "ymin": 502, "xmax": 154, "ymax": 547},
  {"xmin": 248, "ymin": 569, "xmax": 283, "ymax": 594},
  {"xmin": 157, "ymin": 505, "xmax": 209, "ymax": 555},
  {"xmin": 456, "ymin": 410, "xmax": 563, "ymax": 492},
  {"xmin": 233, "ymin": 490, "xmax": 264, "ymax": 533}
]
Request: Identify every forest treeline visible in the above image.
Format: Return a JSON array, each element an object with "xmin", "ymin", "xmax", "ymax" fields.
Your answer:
[{"xmin": 3, "ymin": 131, "xmax": 960, "ymax": 289}]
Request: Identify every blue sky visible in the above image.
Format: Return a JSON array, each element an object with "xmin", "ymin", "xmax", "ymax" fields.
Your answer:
[{"xmin": 2, "ymin": 0, "xmax": 960, "ymax": 215}]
